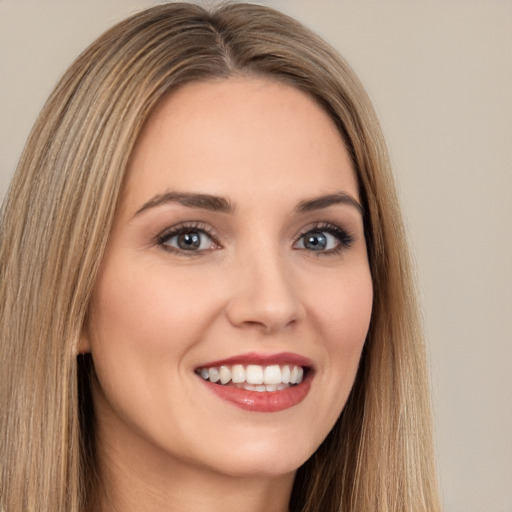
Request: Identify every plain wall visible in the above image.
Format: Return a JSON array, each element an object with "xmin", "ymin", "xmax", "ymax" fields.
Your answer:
[{"xmin": 1, "ymin": 1, "xmax": 511, "ymax": 511}]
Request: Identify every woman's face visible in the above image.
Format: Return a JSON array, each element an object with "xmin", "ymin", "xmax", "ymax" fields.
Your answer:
[{"xmin": 83, "ymin": 77, "xmax": 373, "ymax": 480}]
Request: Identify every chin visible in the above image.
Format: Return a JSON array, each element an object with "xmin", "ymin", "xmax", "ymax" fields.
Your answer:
[
  {"xmin": 208, "ymin": 453, "xmax": 307, "ymax": 479},
  {"xmin": 192, "ymin": 428, "xmax": 322, "ymax": 479}
]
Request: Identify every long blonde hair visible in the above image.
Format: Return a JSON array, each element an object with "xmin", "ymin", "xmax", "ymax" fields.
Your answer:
[{"xmin": 0, "ymin": 3, "xmax": 440, "ymax": 511}]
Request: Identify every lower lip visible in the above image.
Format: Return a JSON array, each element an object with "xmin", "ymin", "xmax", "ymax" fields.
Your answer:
[{"xmin": 199, "ymin": 375, "xmax": 313, "ymax": 413}]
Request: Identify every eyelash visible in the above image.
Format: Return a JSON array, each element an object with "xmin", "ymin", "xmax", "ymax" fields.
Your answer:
[
  {"xmin": 156, "ymin": 221, "xmax": 354, "ymax": 256},
  {"xmin": 295, "ymin": 222, "xmax": 354, "ymax": 255},
  {"xmin": 156, "ymin": 222, "xmax": 219, "ymax": 255}
]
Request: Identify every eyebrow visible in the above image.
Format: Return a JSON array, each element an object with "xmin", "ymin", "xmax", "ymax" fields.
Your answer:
[
  {"xmin": 134, "ymin": 191, "xmax": 233, "ymax": 216},
  {"xmin": 297, "ymin": 193, "xmax": 364, "ymax": 215},
  {"xmin": 133, "ymin": 190, "xmax": 363, "ymax": 217}
]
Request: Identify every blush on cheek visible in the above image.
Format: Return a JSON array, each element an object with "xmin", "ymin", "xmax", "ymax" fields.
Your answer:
[
  {"xmin": 321, "ymin": 284, "xmax": 372, "ymax": 335},
  {"xmin": 313, "ymin": 280, "xmax": 372, "ymax": 393}
]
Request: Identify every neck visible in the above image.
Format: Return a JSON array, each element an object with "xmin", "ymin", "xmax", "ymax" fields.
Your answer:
[{"xmin": 94, "ymin": 462, "xmax": 294, "ymax": 512}]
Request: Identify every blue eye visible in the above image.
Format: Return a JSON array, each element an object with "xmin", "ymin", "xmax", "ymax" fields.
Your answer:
[
  {"xmin": 159, "ymin": 227, "xmax": 216, "ymax": 252},
  {"xmin": 295, "ymin": 225, "xmax": 353, "ymax": 253}
]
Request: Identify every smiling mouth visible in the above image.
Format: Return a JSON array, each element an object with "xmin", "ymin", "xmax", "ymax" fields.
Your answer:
[{"xmin": 195, "ymin": 364, "xmax": 305, "ymax": 392}]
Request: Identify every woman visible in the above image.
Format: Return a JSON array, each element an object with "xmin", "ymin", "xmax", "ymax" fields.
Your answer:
[{"xmin": 0, "ymin": 3, "xmax": 440, "ymax": 511}]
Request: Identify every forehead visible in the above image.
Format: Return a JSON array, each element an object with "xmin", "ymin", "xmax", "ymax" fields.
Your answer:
[{"xmin": 123, "ymin": 77, "xmax": 358, "ymax": 212}]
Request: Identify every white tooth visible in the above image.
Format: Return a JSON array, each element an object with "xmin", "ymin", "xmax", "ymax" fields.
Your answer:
[
  {"xmin": 219, "ymin": 366, "xmax": 231, "ymax": 385},
  {"xmin": 200, "ymin": 368, "xmax": 209, "ymax": 380},
  {"xmin": 289, "ymin": 366, "xmax": 299, "ymax": 384},
  {"xmin": 281, "ymin": 365, "xmax": 291, "ymax": 384},
  {"xmin": 277, "ymin": 383, "xmax": 287, "ymax": 391},
  {"xmin": 265, "ymin": 384, "xmax": 277, "ymax": 392},
  {"xmin": 208, "ymin": 367, "xmax": 220, "ymax": 383},
  {"xmin": 231, "ymin": 364, "xmax": 245, "ymax": 383},
  {"xmin": 246, "ymin": 365, "xmax": 264, "ymax": 384},
  {"xmin": 296, "ymin": 366, "xmax": 304, "ymax": 383},
  {"xmin": 255, "ymin": 385, "xmax": 266, "ymax": 392},
  {"xmin": 263, "ymin": 365, "xmax": 282, "ymax": 385}
]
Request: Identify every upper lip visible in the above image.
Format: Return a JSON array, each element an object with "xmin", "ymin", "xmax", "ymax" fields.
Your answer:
[{"xmin": 196, "ymin": 351, "xmax": 314, "ymax": 370}]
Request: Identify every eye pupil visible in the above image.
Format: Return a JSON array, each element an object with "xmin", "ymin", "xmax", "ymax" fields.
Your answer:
[
  {"xmin": 178, "ymin": 232, "xmax": 201, "ymax": 250},
  {"xmin": 304, "ymin": 232, "xmax": 327, "ymax": 250}
]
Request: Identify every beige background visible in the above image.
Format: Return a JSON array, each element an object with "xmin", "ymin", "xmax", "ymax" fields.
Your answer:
[{"xmin": 1, "ymin": 1, "xmax": 511, "ymax": 511}]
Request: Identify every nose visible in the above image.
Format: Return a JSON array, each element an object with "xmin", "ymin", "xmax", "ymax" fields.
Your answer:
[{"xmin": 225, "ymin": 246, "xmax": 305, "ymax": 334}]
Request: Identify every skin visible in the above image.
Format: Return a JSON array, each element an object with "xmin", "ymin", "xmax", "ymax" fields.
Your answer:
[{"xmin": 82, "ymin": 77, "xmax": 373, "ymax": 512}]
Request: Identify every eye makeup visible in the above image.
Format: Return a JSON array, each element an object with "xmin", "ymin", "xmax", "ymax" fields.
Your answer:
[
  {"xmin": 156, "ymin": 221, "xmax": 221, "ymax": 255},
  {"xmin": 154, "ymin": 218, "xmax": 355, "ymax": 258},
  {"xmin": 293, "ymin": 221, "xmax": 354, "ymax": 255}
]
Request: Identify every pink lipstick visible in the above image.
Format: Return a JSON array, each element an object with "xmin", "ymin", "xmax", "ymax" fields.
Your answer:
[{"xmin": 195, "ymin": 352, "xmax": 314, "ymax": 412}]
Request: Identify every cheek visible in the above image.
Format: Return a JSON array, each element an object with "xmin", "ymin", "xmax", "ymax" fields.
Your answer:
[
  {"xmin": 88, "ymin": 262, "xmax": 220, "ymax": 359},
  {"xmin": 313, "ymin": 266, "xmax": 373, "ymax": 346},
  {"xmin": 85, "ymin": 260, "xmax": 226, "ymax": 436},
  {"xmin": 308, "ymin": 265, "xmax": 372, "ymax": 400}
]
